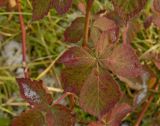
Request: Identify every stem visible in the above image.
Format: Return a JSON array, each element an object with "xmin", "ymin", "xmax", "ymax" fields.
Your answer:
[
  {"xmin": 134, "ymin": 81, "xmax": 159, "ymax": 126},
  {"xmin": 53, "ymin": 92, "xmax": 75, "ymax": 105},
  {"xmin": 82, "ymin": 0, "xmax": 94, "ymax": 47},
  {"xmin": 16, "ymin": 0, "xmax": 28, "ymax": 78},
  {"xmin": 69, "ymin": 95, "xmax": 75, "ymax": 110},
  {"xmin": 122, "ymin": 23, "xmax": 129, "ymax": 44}
]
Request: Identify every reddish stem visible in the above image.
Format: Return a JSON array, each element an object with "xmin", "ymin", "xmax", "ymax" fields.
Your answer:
[
  {"xmin": 16, "ymin": 0, "xmax": 28, "ymax": 78},
  {"xmin": 69, "ymin": 95, "xmax": 75, "ymax": 110},
  {"xmin": 122, "ymin": 23, "xmax": 129, "ymax": 44},
  {"xmin": 53, "ymin": 92, "xmax": 74, "ymax": 105},
  {"xmin": 134, "ymin": 81, "xmax": 159, "ymax": 126},
  {"xmin": 82, "ymin": 0, "xmax": 94, "ymax": 47}
]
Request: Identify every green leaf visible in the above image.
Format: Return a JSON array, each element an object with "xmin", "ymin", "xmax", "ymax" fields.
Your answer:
[
  {"xmin": 52, "ymin": 0, "xmax": 72, "ymax": 14},
  {"xmin": 46, "ymin": 104, "xmax": 75, "ymax": 126},
  {"xmin": 12, "ymin": 108, "xmax": 45, "ymax": 126},
  {"xmin": 80, "ymin": 68, "xmax": 122, "ymax": 118},
  {"xmin": 32, "ymin": 0, "xmax": 52, "ymax": 20},
  {"xmin": 64, "ymin": 17, "xmax": 85, "ymax": 43},
  {"xmin": 16, "ymin": 78, "xmax": 53, "ymax": 106},
  {"xmin": 111, "ymin": 0, "xmax": 147, "ymax": 22}
]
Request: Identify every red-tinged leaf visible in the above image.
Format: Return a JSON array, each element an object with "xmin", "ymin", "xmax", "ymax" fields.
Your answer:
[
  {"xmin": 0, "ymin": 0, "xmax": 6, "ymax": 7},
  {"xmin": 153, "ymin": 0, "xmax": 160, "ymax": 14},
  {"xmin": 104, "ymin": 43, "xmax": 143, "ymax": 78},
  {"xmin": 32, "ymin": 0, "xmax": 51, "ymax": 20},
  {"xmin": 106, "ymin": 11, "xmax": 124, "ymax": 27},
  {"xmin": 64, "ymin": 17, "xmax": 85, "ymax": 43},
  {"xmin": 118, "ymin": 75, "xmax": 143, "ymax": 90},
  {"xmin": 94, "ymin": 17, "xmax": 117, "ymax": 32},
  {"xmin": 59, "ymin": 47, "xmax": 95, "ymax": 94},
  {"xmin": 90, "ymin": 27, "xmax": 101, "ymax": 44},
  {"xmin": 59, "ymin": 47, "xmax": 95, "ymax": 68},
  {"xmin": 61, "ymin": 66, "xmax": 93, "ymax": 95},
  {"xmin": 153, "ymin": 15, "xmax": 160, "ymax": 27},
  {"xmin": 95, "ymin": 32, "xmax": 114, "ymax": 56},
  {"xmin": 46, "ymin": 104, "xmax": 75, "ymax": 126},
  {"xmin": 124, "ymin": 21, "xmax": 142, "ymax": 43},
  {"xmin": 88, "ymin": 121, "xmax": 105, "ymax": 126},
  {"xmin": 106, "ymin": 103, "xmax": 132, "ymax": 126},
  {"xmin": 80, "ymin": 68, "xmax": 122, "ymax": 118},
  {"xmin": 93, "ymin": 17, "xmax": 119, "ymax": 43},
  {"xmin": 151, "ymin": 112, "xmax": 160, "ymax": 126},
  {"xmin": 52, "ymin": 0, "xmax": 72, "ymax": 14},
  {"xmin": 111, "ymin": 0, "xmax": 147, "ymax": 23},
  {"xmin": 143, "ymin": 50, "xmax": 160, "ymax": 70},
  {"xmin": 12, "ymin": 108, "xmax": 45, "ymax": 126},
  {"xmin": 16, "ymin": 78, "xmax": 53, "ymax": 106},
  {"xmin": 144, "ymin": 16, "xmax": 153, "ymax": 29},
  {"xmin": 77, "ymin": 1, "xmax": 86, "ymax": 15}
]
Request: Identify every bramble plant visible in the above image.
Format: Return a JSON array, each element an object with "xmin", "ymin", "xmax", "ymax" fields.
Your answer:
[{"xmin": 0, "ymin": 0, "xmax": 159, "ymax": 125}]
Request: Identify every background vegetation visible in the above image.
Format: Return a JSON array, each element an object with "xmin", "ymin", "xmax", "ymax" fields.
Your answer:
[{"xmin": 0, "ymin": 0, "xmax": 160, "ymax": 125}]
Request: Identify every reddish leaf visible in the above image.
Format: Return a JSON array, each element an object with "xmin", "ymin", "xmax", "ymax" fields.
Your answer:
[
  {"xmin": 80, "ymin": 68, "xmax": 122, "ymax": 118},
  {"xmin": 46, "ymin": 104, "xmax": 75, "ymax": 126},
  {"xmin": 153, "ymin": 15, "xmax": 160, "ymax": 27},
  {"xmin": 90, "ymin": 27, "xmax": 101, "ymax": 44},
  {"xmin": 143, "ymin": 51, "xmax": 160, "ymax": 70},
  {"xmin": 94, "ymin": 17, "xmax": 117, "ymax": 32},
  {"xmin": 124, "ymin": 21, "xmax": 142, "ymax": 43},
  {"xmin": 88, "ymin": 121, "xmax": 105, "ymax": 126},
  {"xmin": 59, "ymin": 47, "xmax": 94, "ymax": 67},
  {"xmin": 59, "ymin": 47, "xmax": 95, "ymax": 94},
  {"xmin": 60, "ymin": 34, "xmax": 142, "ymax": 118},
  {"xmin": 106, "ymin": 103, "xmax": 132, "ymax": 126},
  {"xmin": 111, "ymin": 0, "xmax": 147, "ymax": 22},
  {"xmin": 52, "ymin": 0, "xmax": 72, "ymax": 14},
  {"xmin": 61, "ymin": 66, "xmax": 93, "ymax": 95},
  {"xmin": 32, "ymin": 0, "xmax": 51, "ymax": 20},
  {"xmin": 0, "ymin": 0, "xmax": 6, "ymax": 7},
  {"xmin": 77, "ymin": 1, "xmax": 86, "ymax": 15},
  {"xmin": 144, "ymin": 16, "xmax": 153, "ymax": 29},
  {"xmin": 93, "ymin": 17, "xmax": 119, "ymax": 43},
  {"xmin": 95, "ymin": 31, "xmax": 114, "ymax": 56},
  {"xmin": 104, "ymin": 43, "xmax": 143, "ymax": 78},
  {"xmin": 16, "ymin": 78, "xmax": 53, "ymax": 106},
  {"xmin": 12, "ymin": 108, "xmax": 45, "ymax": 126},
  {"xmin": 64, "ymin": 17, "xmax": 85, "ymax": 43},
  {"xmin": 153, "ymin": 0, "xmax": 160, "ymax": 14},
  {"xmin": 106, "ymin": 11, "xmax": 124, "ymax": 27},
  {"xmin": 151, "ymin": 112, "xmax": 160, "ymax": 126}
]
